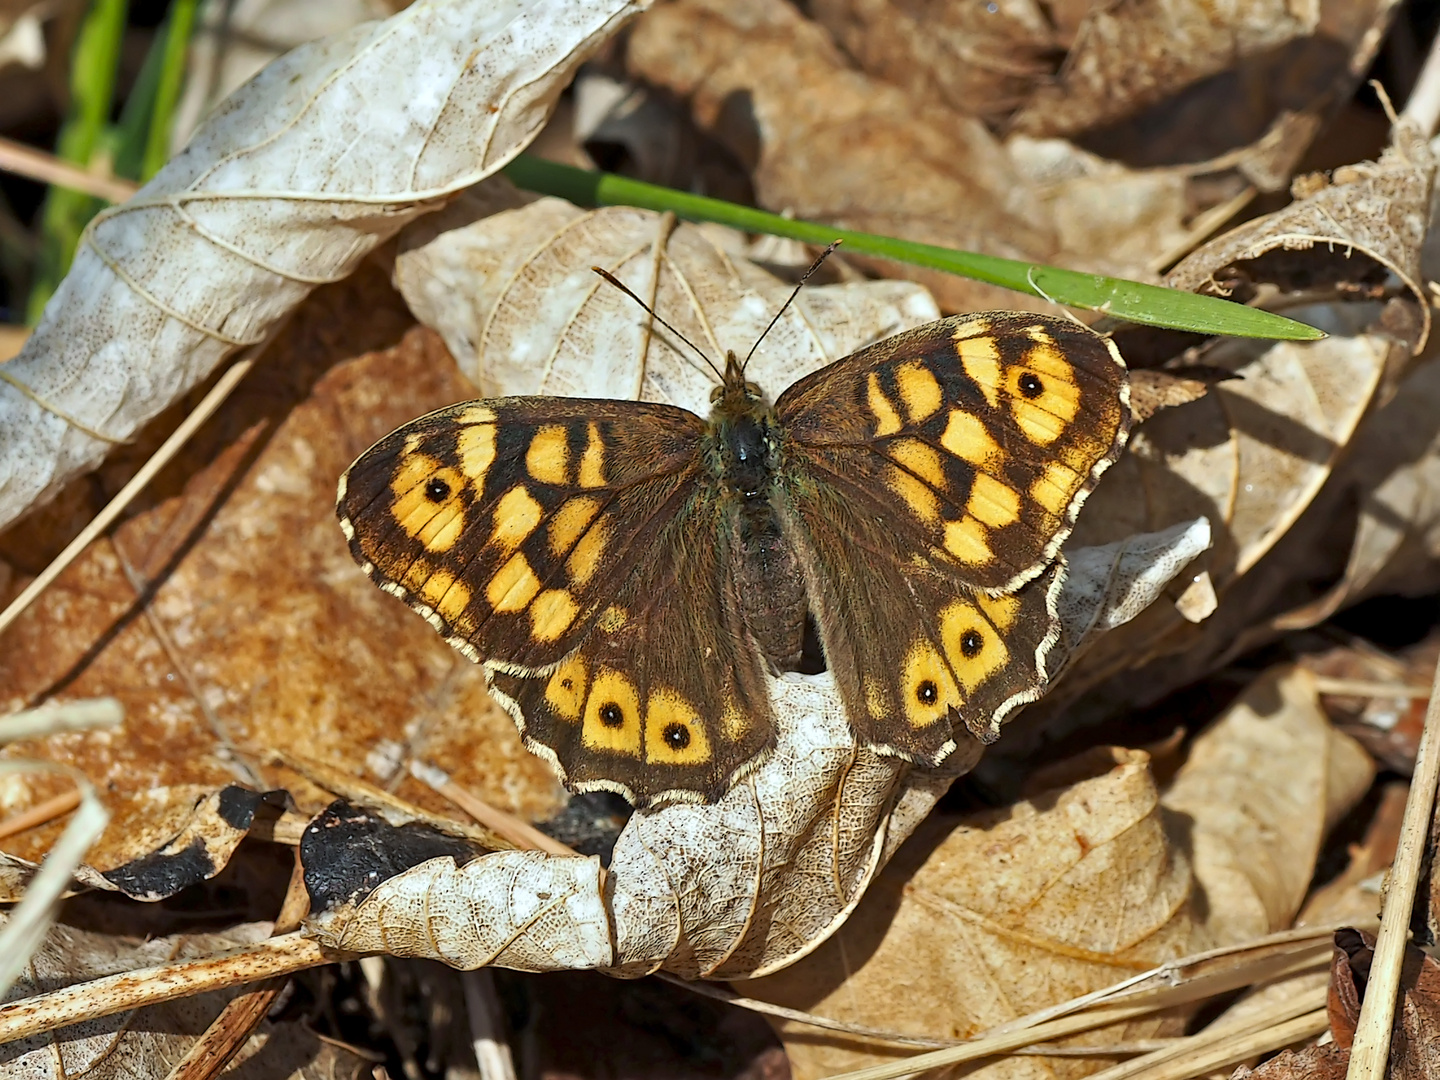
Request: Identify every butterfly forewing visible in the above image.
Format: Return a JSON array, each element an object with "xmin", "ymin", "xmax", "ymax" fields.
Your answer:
[
  {"xmin": 337, "ymin": 396, "xmax": 775, "ymax": 806},
  {"xmin": 775, "ymin": 312, "xmax": 1130, "ymax": 594}
]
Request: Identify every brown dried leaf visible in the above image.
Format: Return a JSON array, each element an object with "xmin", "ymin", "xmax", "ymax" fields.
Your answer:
[
  {"xmin": 624, "ymin": 0, "xmax": 1078, "ymax": 311},
  {"xmin": 734, "ymin": 663, "xmax": 1370, "ymax": 1079},
  {"xmin": 0, "ymin": 274, "xmax": 564, "ymax": 870},
  {"xmin": 1011, "ymin": 0, "xmax": 1319, "ymax": 139},
  {"xmin": 806, "ymin": 0, "xmax": 1058, "ymax": 121},
  {"xmin": 1161, "ymin": 666, "xmax": 1374, "ymax": 945},
  {"xmin": 739, "ymin": 747, "xmax": 1203, "ymax": 1080}
]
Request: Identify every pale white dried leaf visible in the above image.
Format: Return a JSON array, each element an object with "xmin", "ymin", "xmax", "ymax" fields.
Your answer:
[
  {"xmin": 304, "ymin": 524, "xmax": 1208, "ymax": 978},
  {"xmin": 0, "ymin": 0, "xmax": 647, "ymax": 531},
  {"xmin": 394, "ymin": 190, "xmax": 943, "ymax": 408}
]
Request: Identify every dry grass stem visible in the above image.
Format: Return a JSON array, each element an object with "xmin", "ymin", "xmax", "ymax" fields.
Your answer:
[
  {"xmin": 463, "ymin": 968, "xmax": 520, "ymax": 1080},
  {"xmin": 1312, "ymin": 676, "xmax": 1432, "ymax": 699},
  {"xmin": 0, "ymin": 788, "xmax": 80, "ymax": 840},
  {"xmin": 0, "ymin": 932, "xmax": 341, "ymax": 1044},
  {"xmin": 1083, "ymin": 987, "xmax": 1327, "ymax": 1080},
  {"xmin": 1344, "ymin": 646, "xmax": 1440, "ymax": 1080},
  {"xmin": 0, "ymin": 133, "xmax": 139, "ymax": 204},
  {"xmin": 409, "ymin": 759, "xmax": 577, "ymax": 856},
  {"xmin": 0, "ymin": 357, "xmax": 256, "ymax": 639}
]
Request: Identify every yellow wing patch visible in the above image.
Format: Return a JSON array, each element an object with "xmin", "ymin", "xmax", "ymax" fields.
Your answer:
[
  {"xmin": 545, "ymin": 656, "xmax": 589, "ymax": 722},
  {"xmin": 646, "ymin": 688, "xmax": 713, "ymax": 765},
  {"xmin": 900, "ymin": 638, "xmax": 962, "ymax": 730},
  {"xmin": 582, "ymin": 669, "xmax": 643, "ymax": 756},
  {"xmin": 868, "ymin": 372, "xmax": 903, "ymax": 437},
  {"xmin": 939, "ymin": 599, "xmax": 1010, "ymax": 693},
  {"xmin": 526, "ymin": 425, "xmax": 570, "ymax": 485}
]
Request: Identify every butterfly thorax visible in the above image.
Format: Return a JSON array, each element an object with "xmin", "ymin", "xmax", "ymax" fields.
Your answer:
[{"xmin": 705, "ymin": 354, "xmax": 808, "ymax": 670}]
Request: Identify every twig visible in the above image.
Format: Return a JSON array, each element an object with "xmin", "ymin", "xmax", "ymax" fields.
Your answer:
[
  {"xmin": 0, "ymin": 788, "xmax": 80, "ymax": 840},
  {"xmin": 0, "ymin": 357, "xmax": 254, "ymax": 639},
  {"xmin": 462, "ymin": 969, "xmax": 519, "ymax": 1080},
  {"xmin": 1400, "ymin": 21, "xmax": 1440, "ymax": 140},
  {"xmin": 1344, "ymin": 646, "xmax": 1440, "ymax": 1080},
  {"xmin": 0, "ymin": 133, "xmax": 138, "ymax": 203},
  {"xmin": 1312, "ymin": 676, "xmax": 1431, "ymax": 699},
  {"xmin": 0, "ymin": 932, "xmax": 342, "ymax": 1044},
  {"xmin": 162, "ymin": 857, "xmax": 313, "ymax": 1080},
  {"xmin": 408, "ymin": 760, "xmax": 575, "ymax": 856}
]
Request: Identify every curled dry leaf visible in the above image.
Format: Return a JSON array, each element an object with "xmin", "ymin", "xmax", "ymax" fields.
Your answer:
[
  {"xmin": 0, "ymin": 786, "xmax": 289, "ymax": 903},
  {"xmin": 743, "ymin": 747, "xmax": 1200, "ymax": 1080},
  {"xmin": 0, "ymin": 917, "xmax": 368, "ymax": 1080},
  {"xmin": 723, "ymin": 662, "xmax": 1369, "ymax": 1078},
  {"xmin": 1167, "ymin": 122, "xmax": 1435, "ymax": 362},
  {"xmin": 305, "ymin": 522, "xmax": 1211, "ymax": 978},
  {"xmin": 0, "ymin": 0, "xmax": 648, "ymax": 532}
]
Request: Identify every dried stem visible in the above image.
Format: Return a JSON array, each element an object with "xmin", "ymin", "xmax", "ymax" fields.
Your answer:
[{"xmin": 1344, "ymin": 646, "xmax": 1440, "ymax": 1080}]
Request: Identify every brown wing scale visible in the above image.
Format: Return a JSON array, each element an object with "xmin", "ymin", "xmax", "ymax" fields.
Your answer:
[
  {"xmin": 337, "ymin": 397, "xmax": 773, "ymax": 806},
  {"xmin": 773, "ymin": 311, "xmax": 1129, "ymax": 759},
  {"xmin": 776, "ymin": 311, "xmax": 1130, "ymax": 594}
]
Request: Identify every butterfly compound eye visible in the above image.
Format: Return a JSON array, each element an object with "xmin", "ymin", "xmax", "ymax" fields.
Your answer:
[{"xmin": 424, "ymin": 478, "xmax": 452, "ymax": 502}]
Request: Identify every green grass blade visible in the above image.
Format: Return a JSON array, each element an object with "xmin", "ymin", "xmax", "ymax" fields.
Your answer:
[
  {"xmin": 142, "ymin": 0, "xmax": 199, "ymax": 180},
  {"xmin": 27, "ymin": 0, "xmax": 129, "ymax": 324},
  {"xmin": 503, "ymin": 155, "xmax": 1323, "ymax": 342}
]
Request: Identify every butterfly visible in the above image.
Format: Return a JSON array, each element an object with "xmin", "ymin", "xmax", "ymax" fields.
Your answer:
[{"xmin": 337, "ymin": 295, "xmax": 1130, "ymax": 807}]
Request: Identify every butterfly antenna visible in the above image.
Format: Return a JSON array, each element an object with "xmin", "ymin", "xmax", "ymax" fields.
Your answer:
[
  {"xmin": 742, "ymin": 240, "xmax": 842, "ymax": 371},
  {"xmin": 591, "ymin": 267, "xmax": 724, "ymax": 382}
]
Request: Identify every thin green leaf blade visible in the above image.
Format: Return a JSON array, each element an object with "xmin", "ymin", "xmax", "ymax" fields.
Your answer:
[{"xmin": 503, "ymin": 155, "xmax": 1323, "ymax": 342}]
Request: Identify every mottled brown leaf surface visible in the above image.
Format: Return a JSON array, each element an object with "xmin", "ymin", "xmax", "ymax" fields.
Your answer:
[{"xmin": 0, "ymin": 272, "xmax": 563, "ymax": 869}]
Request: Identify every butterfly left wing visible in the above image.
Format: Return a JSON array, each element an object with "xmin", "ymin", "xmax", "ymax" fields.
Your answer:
[
  {"xmin": 772, "ymin": 312, "xmax": 1129, "ymax": 758},
  {"xmin": 775, "ymin": 311, "xmax": 1130, "ymax": 594},
  {"xmin": 337, "ymin": 397, "xmax": 774, "ymax": 806}
]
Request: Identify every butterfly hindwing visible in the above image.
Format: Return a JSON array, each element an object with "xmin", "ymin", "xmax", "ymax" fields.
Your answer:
[
  {"xmin": 775, "ymin": 473, "xmax": 1064, "ymax": 758},
  {"xmin": 776, "ymin": 312, "xmax": 1130, "ymax": 593},
  {"xmin": 338, "ymin": 396, "xmax": 775, "ymax": 805}
]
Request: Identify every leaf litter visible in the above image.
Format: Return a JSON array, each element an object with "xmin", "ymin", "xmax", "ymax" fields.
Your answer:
[{"xmin": 1, "ymin": 0, "xmax": 1440, "ymax": 1078}]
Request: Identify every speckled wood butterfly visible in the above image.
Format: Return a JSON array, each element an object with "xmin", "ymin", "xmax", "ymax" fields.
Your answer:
[{"xmin": 338, "ymin": 295, "xmax": 1130, "ymax": 807}]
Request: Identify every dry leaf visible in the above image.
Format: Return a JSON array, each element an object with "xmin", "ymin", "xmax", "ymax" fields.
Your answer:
[
  {"xmin": 394, "ymin": 185, "xmax": 943, "ymax": 407},
  {"xmin": 0, "ymin": 917, "xmax": 365, "ymax": 1079},
  {"xmin": 0, "ymin": 0, "xmax": 647, "ymax": 531},
  {"xmin": 1011, "ymin": 0, "xmax": 1319, "ymax": 138},
  {"xmin": 1162, "ymin": 666, "xmax": 1373, "ymax": 945},
  {"xmin": 305, "ymin": 523, "xmax": 1212, "ymax": 979},
  {"xmin": 0, "ymin": 302, "xmax": 567, "ymax": 869},
  {"xmin": 743, "ymin": 747, "xmax": 1202, "ymax": 1080}
]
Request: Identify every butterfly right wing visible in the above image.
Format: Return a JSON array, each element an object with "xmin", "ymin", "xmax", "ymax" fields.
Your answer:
[{"xmin": 337, "ymin": 397, "xmax": 775, "ymax": 806}]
